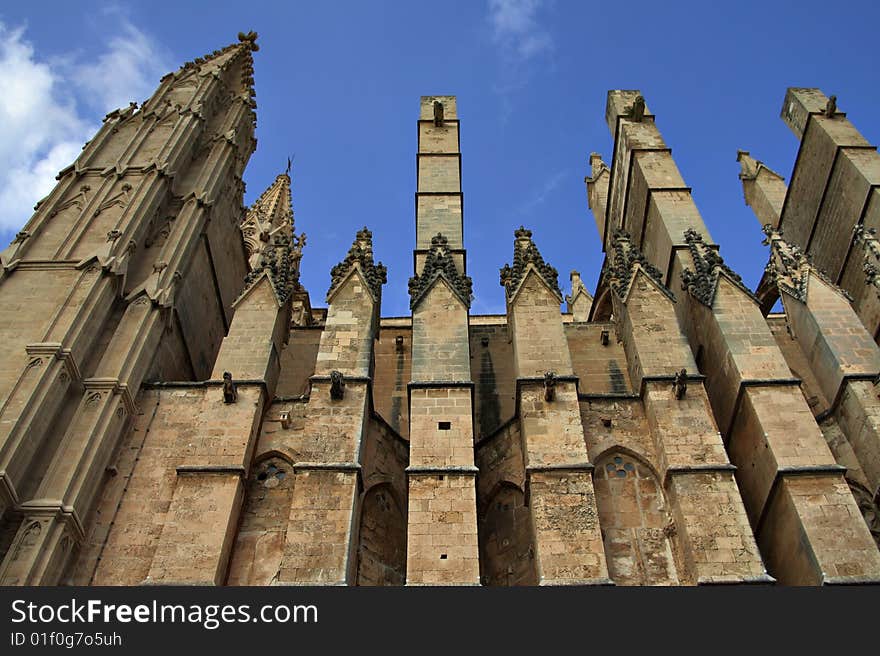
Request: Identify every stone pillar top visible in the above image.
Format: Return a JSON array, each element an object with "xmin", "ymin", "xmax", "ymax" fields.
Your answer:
[
  {"xmin": 605, "ymin": 90, "xmax": 653, "ymax": 133},
  {"xmin": 780, "ymin": 88, "xmax": 832, "ymax": 138},
  {"xmin": 420, "ymin": 95, "xmax": 457, "ymax": 120}
]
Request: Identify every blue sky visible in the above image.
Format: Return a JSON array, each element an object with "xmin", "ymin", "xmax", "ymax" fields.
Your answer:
[{"xmin": 1, "ymin": 1, "xmax": 878, "ymax": 316}]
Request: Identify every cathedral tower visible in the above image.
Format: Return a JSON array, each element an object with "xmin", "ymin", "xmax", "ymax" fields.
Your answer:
[{"xmin": 0, "ymin": 32, "xmax": 260, "ymax": 585}]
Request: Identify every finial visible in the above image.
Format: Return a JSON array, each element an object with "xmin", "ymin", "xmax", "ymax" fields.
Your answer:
[
  {"xmin": 286, "ymin": 156, "xmax": 292, "ymax": 175},
  {"xmin": 237, "ymin": 31, "xmax": 259, "ymax": 51},
  {"xmin": 629, "ymin": 95, "xmax": 646, "ymax": 122},
  {"xmin": 825, "ymin": 94, "xmax": 837, "ymax": 118}
]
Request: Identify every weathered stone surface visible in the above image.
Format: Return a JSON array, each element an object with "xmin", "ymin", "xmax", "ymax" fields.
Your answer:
[{"xmin": 7, "ymin": 44, "xmax": 880, "ymax": 588}]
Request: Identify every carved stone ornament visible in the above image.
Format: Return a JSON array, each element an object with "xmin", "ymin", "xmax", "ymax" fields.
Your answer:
[
  {"xmin": 680, "ymin": 228, "xmax": 757, "ymax": 307},
  {"xmin": 603, "ymin": 229, "xmax": 673, "ymax": 302},
  {"xmin": 409, "ymin": 233, "xmax": 472, "ymax": 310},
  {"xmin": 500, "ymin": 226, "xmax": 562, "ymax": 300},
  {"xmin": 672, "ymin": 368, "xmax": 687, "ymax": 400},
  {"xmin": 330, "ymin": 370, "xmax": 345, "ymax": 400},
  {"xmin": 761, "ymin": 225, "xmax": 850, "ymax": 303},
  {"xmin": 222, "ymin": 371, "xmax": 237, "ymax": 403},
  {"xmin": 543, "ymin": 371, "xmax": 557, "ymax": 402},
  {"xmin": 243, "ymin": 231, "xmax": 303, "ymax": 303},
  {"xmin": 328, "ymin": 227, "xmax": 387, "ymax": 302},
  {"xmin": 853, "ymin": 225, "xmax": 880, "ymax": 300},
  {"xmin": 433, "ymin": 100, "xmax": 445, "ymax": 127}
]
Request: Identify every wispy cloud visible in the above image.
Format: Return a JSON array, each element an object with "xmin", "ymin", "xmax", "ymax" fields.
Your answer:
[
  {"xmin": 0, "ymin": 16, "xmax": 171, "ymax": 232},
  {"xmin": 519, "ymin": 168, "xmax": 568, "ymax": 215},
  {"xmin": 488, "ymin": 0, "xmax": 553, "ymax": 61}
]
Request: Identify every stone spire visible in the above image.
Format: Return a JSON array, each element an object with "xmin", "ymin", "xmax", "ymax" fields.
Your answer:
[
  {"xmin": 172, "ymin": 31, "xmax": 259, "ymax": 107},
  {"xmin": 566, "ymin": 270, "xmax": 593, "ymax": 321},
  {"xmin": 737, "ymin": 150, "xmax": 787, "ymax": 230},
  {"xmin": 238, "ymin": 171, "xmax": 305, "ymax": 304},
  {"xmin": 604, "ymin": 229, "xmax": 673, "ymax": 301},
  {"xmin": 328, "ymin": 227, "xmax": 387, "ymax": 303},
  {"xmin": 499, "ymin": 226, "xmax": 562, "ymax": 301},
  {"xmin": 585, "ymin": 153, "xmax": 611, "ymax": 238},
  {"xmin": 680, "ymin": 228, "xmax": 757, "ymax": 307},
  {"xmin": 408, "ymin": 232, "xmax": 472, "ymax": 310},
  {"xmin": 240, "ymin": 172, "xmax": 299, "ymax": 268}
]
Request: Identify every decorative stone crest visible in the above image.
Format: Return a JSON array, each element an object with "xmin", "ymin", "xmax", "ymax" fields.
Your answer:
[
  {"xmin": 499, "ymin": 226, "xmax": 561, "ymax": 300},
  {"xmin": 603, "ymin": 229, "xmax": 672, "ymax": 301},
  {"xmin": 328, "ymin": 227, "xmax": 387, "ymax": 302},
  {"xmin": 409, "ymin": 233, "xmax": 472, "ymax": 310},
  {"xmin": 681, "ymin": 228, "xmax": 757, "ymax": 307},
  {"xmin": 853, "ymin": 225, "xmax": 880, "ymax": 300},
  {"xmin": 762, "ymin": 226, "xmax": 850, "ymax": 302},
  {"xmin": 243, "ymin": 230, "xmax": 303, "ymax": 303}
]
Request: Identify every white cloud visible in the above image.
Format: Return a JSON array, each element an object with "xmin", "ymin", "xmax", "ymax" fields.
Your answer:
[
  {"xmin": 70, "ymin": 19, "xmax": 172, "ymax": 112},
  {"xmin": 519, "ymin": 168, "xmax": 568, "ymax": 214},
  {"xmin": 0, "ymin": 18, "xmax": 170, "ymax": 233},
  {"xmin": 488, "ymin": 0, "xmax": 553, "ymax": 61}
]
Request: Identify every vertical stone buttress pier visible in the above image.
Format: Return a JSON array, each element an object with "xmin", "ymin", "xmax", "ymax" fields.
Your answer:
[
  {"xmin": 762, "ymin": 227, "xmax": 880, "ymax": 512},
  {"xmin": 501, "ymin": 228, "xmax": 610, "ymax": 585},
  {"xmin": 741, "ymin": 138, "xmax": 880, "ymax": 513},
  {"xmin": 775, "ymin": 89, "xmax": 880, "ymax": 341},
  {"xmin": 0, "ymin": 35, "xmax": 259, "ymax": 585},
  {"xmin": 589, "ymin": 90, "xmax": 880, "ymax": 584},
  {"xmin": 275, "ymin": 229, "xmax": 385, "ymax": 585},
  {"xmin": 144, "ymin": 174, "xmax": 298, "ymax": 585},
  {"xmin": 601, "ymin": 230, "xmax": 768, "ymax": 583},
  {"xmin": 405, "ymin": 96, "xmax": 480, "ymax": 584}
]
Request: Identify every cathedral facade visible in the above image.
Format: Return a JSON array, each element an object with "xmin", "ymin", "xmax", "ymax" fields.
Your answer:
[{"xmin": 0, "ymin": 34, "xmax": 878, "ymax": 586}]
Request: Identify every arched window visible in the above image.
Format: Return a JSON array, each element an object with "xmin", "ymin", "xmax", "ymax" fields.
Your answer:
[
  {"xmin": 478, "ymin": 482, "xmax": 536, "ymax": 586},
  {"xmin": 593, "ymin": 452, "xmax": 679, "ymax": 585},
  {"xmin": 226, "ymin": 456, "xmax": 293, "ymax": 585},
  {"xmin": 356, "ymin": 483, "xmax": 406, "ymax": 586}
]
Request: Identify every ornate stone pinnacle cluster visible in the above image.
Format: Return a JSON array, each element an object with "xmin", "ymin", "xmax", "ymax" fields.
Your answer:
[
  {"xmin": 408, "ymin": 233, "xmax": 473, "ymax": 310},
  {"xmin": 604, "ymin": 229, "xmax": 672, "ymax": 301},
  {"xmin": 762, "ymin": 225, "xmax": 851, "ymax": 303},
  {"xmin": 852, "ymin": 225, "xmax": 880, "ymax": 298},
  {"xmin": 680, "ymin": 228, "xmax": 757, "ymax": 307},
  {"xmin": 242, "ymin": 230, "xmax": 304, "ymax": 304},
  {"xmin": 175, "ymin": 32, "xmax": 258, "ymax": 111},
  {"xmin": 499, "ymin": 226, "xmax": 562, "ymax": 300},
  {"xmin": 328, "ymin": 227, "xmax": 387, "ymax": 302}
]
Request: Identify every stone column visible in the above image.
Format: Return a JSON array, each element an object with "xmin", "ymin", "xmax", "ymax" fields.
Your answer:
[{"xmin": 405, "ymin": 96, "xmax": 480, "ymax": 585}]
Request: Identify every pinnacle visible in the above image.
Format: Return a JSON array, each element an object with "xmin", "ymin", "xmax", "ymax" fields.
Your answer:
[
  {"xmin": 244, "ymin": 171, "xmax": 293, "ymax": 231},
  {"xmin": 237, "ymin": 31, "xmax": 259, "ymax": 51},
  {"xmin": 737, "ymin": 149, "xmax": 784, "ymax": 181}
]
